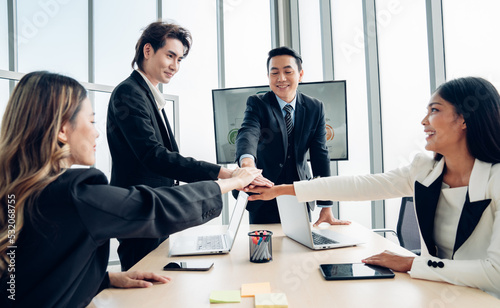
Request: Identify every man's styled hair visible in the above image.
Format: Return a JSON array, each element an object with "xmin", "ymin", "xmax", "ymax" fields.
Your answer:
[
  {"xmin": 132, "ymin": 21, "xmax": 192, "ymax": 71},
  {"xmin": 266, "ymin": 46, "xmax": 303, "ymax": 72}
]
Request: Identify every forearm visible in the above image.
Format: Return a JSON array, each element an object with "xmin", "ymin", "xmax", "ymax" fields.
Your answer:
[
  {"xmin": 218, "ymin": 167, "xmax": 232, "ymax": 179},
  {"xmin": 146, "ymin": 150, "xmax": 221, "ymax": 182},
  {"xmin": 274, "ymin": 184, "xmax": 295, "ymax": 196},
  {"xmin": 76, "ymin": 172, "xmax": 223, "ymax": 241},
  {"xmin": 240, "ymin": 157, "xmax": 256, "ymax": 168},
  {"xmin": 294, "ymin": 169, "xmax": 413, "ymax": 203}
]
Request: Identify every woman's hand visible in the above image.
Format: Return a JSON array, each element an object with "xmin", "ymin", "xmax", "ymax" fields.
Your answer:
[
  {"xmin": 248, "ymin": 174, "xmax": 274, "ymax": 188},
  {"xmin": 109, "ymin": 271, "xmax": 171, "ymax": 288},
  {"xmin": 216, "ymin": 167, "xmax": 262, "ymax": 194},
  {"xmin": 362, "ymin": 250, "xmax": 415, "ymax": 272}
]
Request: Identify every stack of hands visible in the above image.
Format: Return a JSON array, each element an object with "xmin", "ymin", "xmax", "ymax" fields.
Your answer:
[
  {"xmin": 115, "ymin": 166, "xmax": 413, "ymax": 290},
  {"xmin": 220, "ymin": 166, "xmax": 413, "ymax": 273},
  {"xmin": 225, "ymin": 164, "xmax": 350, "ymax": 227}
]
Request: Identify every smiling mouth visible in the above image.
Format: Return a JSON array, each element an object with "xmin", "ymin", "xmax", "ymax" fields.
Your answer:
[{"xmin": 425, "ymin": 131, "xmax": 435, "ymax": 140}]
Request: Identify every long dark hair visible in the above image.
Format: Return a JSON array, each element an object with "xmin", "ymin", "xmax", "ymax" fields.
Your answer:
[{"xmin": 434, "ymin": 77, "xmax": 500, "ymax": 163}]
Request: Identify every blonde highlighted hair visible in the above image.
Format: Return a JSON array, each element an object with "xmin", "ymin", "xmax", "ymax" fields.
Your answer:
[{"xmin": 0, "ymin": 71, "xmax": 87, "ymax": 273}]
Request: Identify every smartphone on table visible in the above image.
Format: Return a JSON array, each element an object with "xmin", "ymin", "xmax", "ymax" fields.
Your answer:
[{"xmin": 163, "ymin": 260, "xmax": 214, "ymax": 271}]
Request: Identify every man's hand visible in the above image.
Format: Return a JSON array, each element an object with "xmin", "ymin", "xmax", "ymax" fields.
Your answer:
[
  {"xmin": 362, "ymin": 250, "xmax": 415, "ymax": 272},
  {"xmin": 109, "ymin": 271, "xmax": 171, "ymax": 288},
  {"xmin": 313, "ymin": 208, "xmax": 351, "ymax": 227}
]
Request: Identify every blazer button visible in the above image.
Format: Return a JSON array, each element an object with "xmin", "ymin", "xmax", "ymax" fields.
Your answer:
[
  {"xmin": 279, "ymin": 163, "xmax": 283, "ymax": 168},
  {"xmin": 437, "ymin": 261, "xmax": 444, "ymax": 268},
  {"xmin": 427, "ymin": 260, "xmax": 433, "ymax": 267}
]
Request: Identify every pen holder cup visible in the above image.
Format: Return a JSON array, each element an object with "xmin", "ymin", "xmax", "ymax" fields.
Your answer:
[{"xmin": 248, "ymin": 230, "xmax": 273, "ymax": 263}]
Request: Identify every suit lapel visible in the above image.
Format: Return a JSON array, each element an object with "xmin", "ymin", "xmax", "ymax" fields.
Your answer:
[
  {"xmin": 161, "ymin": 109, "xmax": 179, "ymax": 152},
  {"xmin": 415, "ymin": 158, "xmax": 493, "ymax": 258},
  {"xmin": 132, "ymin": 71, "xmax": 158, "ymax": 114},
  {"xmin": 414, "ymin": 172, "xmax": 444, "ymax": 257},
  {"xmin": 267, "ymin": 92, "xmax": 288, "ymax": 153},
  {"xmin": 452, "ymin": 193, "xmax": 490, "ymax": 257},
  {"xmin": 452, "ymin": 159, "xmax": 492, "ymax": 257},
  {"xmin": 293, "ymin": 93, "xmax": 305, "ymax": 151},
  {"xmin": 131, "ymin": 71, "xmax": 176, "ymax": 151}
]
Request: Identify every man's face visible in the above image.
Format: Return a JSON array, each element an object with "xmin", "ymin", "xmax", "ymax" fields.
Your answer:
[
  {"xmin": 268, "ymin": 55, "xmax": 304, "ymax": 103},
  {"xmin": 142, "ymin": 38, "xmax": 185, "ymax": 86}
]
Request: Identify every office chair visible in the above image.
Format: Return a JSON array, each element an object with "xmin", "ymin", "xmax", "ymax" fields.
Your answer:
[{"xmin": 373, "ymin": 197, "xmax": 421, "ymax": 255}]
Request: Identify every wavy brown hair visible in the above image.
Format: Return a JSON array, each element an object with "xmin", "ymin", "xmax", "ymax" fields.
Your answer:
[{"xmin": 0, "ymin": 71, "xmax": 86, "ymax": 273}]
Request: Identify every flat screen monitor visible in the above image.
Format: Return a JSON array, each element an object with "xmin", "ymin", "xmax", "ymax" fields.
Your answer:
[{"xmin": 212, "ymin": 80, "xmax": 348, "ymax": 164}]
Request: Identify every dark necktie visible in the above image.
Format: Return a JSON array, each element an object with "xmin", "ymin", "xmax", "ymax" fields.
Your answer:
[{"xmin": 284, "ymin": 104, "xmax": 294, "ymax": 136}]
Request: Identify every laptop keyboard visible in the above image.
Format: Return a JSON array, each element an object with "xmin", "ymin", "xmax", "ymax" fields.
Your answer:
[
  {"xmin": 196, "ymin": 235, "xmax": 224, "ymax": 250},
  {"xmin": 312, "ymin": 232, "xmax": 339, "ymax": 245}
]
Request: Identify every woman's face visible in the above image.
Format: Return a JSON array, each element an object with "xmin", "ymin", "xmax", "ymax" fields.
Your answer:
[
  {"xmin": 59, "ymin": 98, "xmax": 99, "ymax": 166},
  {"xmin": 421, "ymin": 93, "xmax": 467, "ymax": 156}
]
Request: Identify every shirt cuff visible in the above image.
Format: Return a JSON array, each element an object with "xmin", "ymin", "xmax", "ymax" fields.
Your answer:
[
  {"xmin": 317, "ymin": 200, "xmax": 333, "ymax": 207},
  {"xmin": 239, "ymin": 154, "xmax": 255, "ymax": 166}
]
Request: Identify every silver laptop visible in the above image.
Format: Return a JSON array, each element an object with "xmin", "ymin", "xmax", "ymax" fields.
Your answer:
[
  {"xmin": 168, "ymin": 191, "xmax": 248, "ymax": 256},
  {"xmin": 276, "ymin": 195, "xmax": 363, "ymax": 250}
]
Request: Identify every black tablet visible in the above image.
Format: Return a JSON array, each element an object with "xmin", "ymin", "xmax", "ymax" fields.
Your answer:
[{"xmin": 319, "ymin": 263, "xmax": 395, "ymax": 280}]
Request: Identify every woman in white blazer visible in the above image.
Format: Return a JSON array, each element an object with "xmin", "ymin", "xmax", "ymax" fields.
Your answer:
[{"xmin": 247, "ymin": 77, "xmax": 500, "ymax": 299}]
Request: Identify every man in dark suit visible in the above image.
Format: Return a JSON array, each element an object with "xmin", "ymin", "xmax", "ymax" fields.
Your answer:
[
  {"xmin": 106, "ymin": 22, "xmax": 238, "ymax": 271},
  {"xmin": 236, "ymin": 47, "xmax": 350, "ymax": 225}
]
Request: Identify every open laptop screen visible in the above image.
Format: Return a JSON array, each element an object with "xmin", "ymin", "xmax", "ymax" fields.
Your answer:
[{"xmin": 226, "ymin": 191, "xmax": 248, "ymax": 247}]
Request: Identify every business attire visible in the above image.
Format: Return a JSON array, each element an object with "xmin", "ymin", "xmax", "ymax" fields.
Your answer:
[
  {"xmin": 0, "ymin": 168, "xmax": 222, "ymax": 308},
  {"xmin": 107, "ymin": 70, "xmax": 221, "ymax": 270},
  {"xmin": 294, "ymin": 153, "xmax": 500, "ymax": 298},
  {"xmin": 236, "ymin": 91, "xmax": 332, "ymax": 223}
]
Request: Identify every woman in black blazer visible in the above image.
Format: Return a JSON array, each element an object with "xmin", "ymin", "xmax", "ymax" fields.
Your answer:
[{"xmin": 0, "ymin": 71, "xmax": 259, "ymax": 307}]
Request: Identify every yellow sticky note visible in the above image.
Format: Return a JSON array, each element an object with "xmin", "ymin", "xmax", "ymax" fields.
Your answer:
[
  {"xmin": 241, "ymin": 282, "xmax": 272, "ymax": 297},
  {"xmin": 209, "ymin": 290, "xmax": 241, "ymax": 303},
  {"xmin": 255, "ymin": 293, "xmax": 288, "ymax": 308}
]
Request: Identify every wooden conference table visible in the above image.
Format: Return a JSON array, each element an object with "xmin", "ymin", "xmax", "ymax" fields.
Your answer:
[{"xmin": 89, "ymin": 222, "xmax": 499, "ymax": 308}]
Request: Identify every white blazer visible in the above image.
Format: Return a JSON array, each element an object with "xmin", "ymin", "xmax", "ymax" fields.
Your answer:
[{"xmin": 294, "ymin": 153, "xmax": 500, "ymax": 298}]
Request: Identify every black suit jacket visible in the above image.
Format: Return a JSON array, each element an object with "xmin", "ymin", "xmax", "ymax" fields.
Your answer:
[
  {"xmin": 106, "ymin": 71, "xmax": 222, "ymax": 270},
  {"xmin": 0, "ymin": 169, "xmax": 222, "ymax": 308},
  {"xmin": 107, "ymin": 70, "xmax": 220, "ymax": 189},
  {"xmin": 236, "ymin": 91, "xmax": 332, "ymax": 214}
]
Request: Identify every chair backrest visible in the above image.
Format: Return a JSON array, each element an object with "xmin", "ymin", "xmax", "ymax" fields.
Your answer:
[{"xmin": 396, "ymin": 197, "xmax": 421, "ymax": 252}]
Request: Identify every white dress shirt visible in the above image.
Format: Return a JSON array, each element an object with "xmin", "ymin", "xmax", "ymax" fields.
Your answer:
[{"xmin": 136, "ymin": 69, "xmax": 168, "ymax": 128}]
